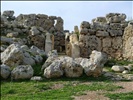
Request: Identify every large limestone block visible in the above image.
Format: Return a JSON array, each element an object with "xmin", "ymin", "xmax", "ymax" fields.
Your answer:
[
  {"xmin": 11, "ymin": 65, "xmax": 34, "ymax": 80},
  {"xmin": 44, "ymin": 60, "xmax": 63, "ymax": 78},
  {"xmin": 108, "ymin": 29, "xmax": 123, "ymax": 36},
  {"xmin": 2, "ymin": 10, "xmax": 14, "ymax": 17},
  {"xmin": 79, "ymin": 34, "xmax": 88, "ymax": 45},
  {"xmin": 41, "ymin": 57, "xmax": 57, "ymax": 71},
  {"xmin": 7, "ymin": 32, "xmax": 19, "ymax": 38},
  {"xmin": 91, "ymin": 22, "xmax": 108, "ymax": 31},
  {"xmin": 29, "ymin": 34, "xmax": 45, "ymax": 50},
  {"xmin": 1, "ymin": 36, "xmax": 14, "ymax": 44},
  {"xmin": 96, "ymin": 31, "xmax": 109, "ymax": 37},
  {"xmin": 106, "ymin": 13, "xmax": 126, "ymax": 23},
  {"xmin": 30, "ymin": 26, "xmax": 40, "ymax": 35},
  {"xmin": 102, "ymin": 37, "xmax": 112, "ymax": 47},
  {"xmin": 93, "ymin": 17, "xmax": 107, "ymax": 24},
  {"xmin": 1, "ymin": 44, "xmax": 24, "ymax": 67},
  {"xmin": 22, "ymin": 51, "xmax": 35, "ymax": 65},
  {"xmin": 0, "ymin": 64, "xmax": 11, "ymax": 79},
  {"xmin": 87, "ymin": 36, "xmax": 102, "ymax": 51},
  {"xmin": 80, "ymin": 50, "xmax": 108, "ymax": 77},
  {"xmin": 63, "ymin": 60, "xmax": 83, "ymax": 78},
  {"xmin": 110, "ymin": 23, "xmax": 122, "ymax": 30},
  {"xmin": 111, "ymin": 65, "xmax": 125, "ymax": 72},
  {"xmin": 30, "ymin": 46, "xmax": 46, "ymax": 56},
  {"xmin": 80, "ymin": 28, "xmax": 88, "ymax": 35},
  {"xmin": 112, "ymin": 37, "xmax": 122, "ymax": 49},
  {"xmin": 80, "ymin": 21, "xmax": 90, "ymax": 29},
  {"xmin": 47, "ymin": 50, "xmax": 58, "ymax": 58}
]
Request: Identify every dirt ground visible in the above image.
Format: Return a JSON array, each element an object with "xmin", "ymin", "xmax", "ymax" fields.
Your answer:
[{"xmin": 74, "ymin": 82, "xmax": 133, "ymax": 100}]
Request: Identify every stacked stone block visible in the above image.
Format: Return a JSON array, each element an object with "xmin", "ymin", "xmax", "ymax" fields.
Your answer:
[
  {"xmin": 79, "ymin": 13, "xmax": 128, "ymax": 59},
  {"xmin": 1, "ymin": 10, "xmax": 64, "ymax": 53}
]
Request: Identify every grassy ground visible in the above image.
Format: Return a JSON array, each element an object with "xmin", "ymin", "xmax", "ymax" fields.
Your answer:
[
  {"xmin": 1, "ymin": 75, "xmax": 122, "ymax": 100},
  {"xmin": 105, "ymin": 92, "xmax": 133, "ymax": 100}
]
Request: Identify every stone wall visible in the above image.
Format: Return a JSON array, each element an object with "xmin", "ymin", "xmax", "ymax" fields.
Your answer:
[
  {"xmin": 1, "ymin": 10, "xmax": 65, "ymax": 52},
  {"xmin": 77, "ymin": 13, "xmax": 132, "ymax": 60},
  {"xmin": 1, "ymin": 11, "xmax": 133, "ymax": 61}
]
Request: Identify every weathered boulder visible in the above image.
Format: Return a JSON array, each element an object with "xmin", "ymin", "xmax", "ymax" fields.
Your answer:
[
  {"xmin": 80, "ymin": 21, "xmax": 90, "ymax": 29},
  {"xmin": 1, "ymin": 36, "xmax": 26, "ymax": 46},
  {"xmin": 87, "ymin": 36, "xmax": 102, "ymax": 51},
  {"xmin": 112, "ymin": 37, "xmax": 122, "ymax": 49},
  {"xmin": 55, "ymin": 17, "xmax": 64, "ymax": 32},
  {"xmin": 33, "ymin": 55, "xmax": 43, "ymax": 63},
  {"xmin": 11, "ymin": 65, "xmax": 34, "ymax": 80},
  {"xmin": 30, "ymin": 26, "xmax": 40, "ymax": 35},
  {"xmin": 6, "ymin": 32, "xmax": 19, "ymax": 38},
  {"xmin": 108, "ymin": 29, "xmax": 123, "ymax": 36},
  {"xmin": 123, "ymin": 65, "xmax": 133, "ymax": 71},
  {"xmin": 106, "ymin": 13, "xmax": 126, "ymax": 23},
  {"xmin": 22, "ymin": 51, "xmax": 35, "ymax": 65},
  {"xmin": 96, "ymin": 31, "xmax": 109, "ymax": 37},
  {"xmin": 0, "ymin": 45, "xmax": 8, "ymax": 52},
  {"xmin": 122, "ymin": 70, "xmax": 129, "ymax": 74},
  {"xmin": 44, "ymin": 60, "xmax": 63, "ymax": 78},
  {"xmin": 111, "ymin": 65, "xmax": 125, "ymax": 72},
  {"xmin": 22, "ymin": 45, "xmax": 45, "ymax": 65},
  {"xmin": 30, "ymin": 45, "xmax": 46, "ymax": 56},
  {"xmin": 28, "ymin": 35, "xmax": 45, "ymax": 50},
  {"xmin": 2, "ymin": 10, "xmax": 14, "ymax": 17},
  {"xmin": 20, "ymin": 45, "xmax": 29, "ymax": 51},
  {"xmin": 91, "ymin": 22, "xmax": 108, "ymax": 31},
  {"xmin": 93, "ymin": 17, "xmax": 107, "ymax": 24},
  {"xmin": 47, "ymin": 50, "xmax": 58, "ymax": 58},
  {"xmin": 1, "ymin": 44, "xmax": 24, "ymax": 67},
  {"xmin": 102, "ymin": 37, "xmax": 112, "ymax": 48},
  {"xmin": 61, "ymin": 57, "xmax": 83, "ymax": 78},
  {"xmin": 80, "ymin": 28, "xmax": 88, "ymax": 35},
  {"xmin": 30, "ymin": 76, "xmax": 43, "ymax": 81},
  {"xmin": 41, "ymin": 57, "xmax": 57, "ymax": 71},
  {"xmin": 1, "ymin": 36, "xmax": 14, "ymax": 44},
  {"xmin": 81, "ymin": 50, "xmax": 108, "ymax": 77},
  {"xmin": 0, "ymin": 64, "xmax": 11, "ymax": 79},
  {"xmin": 1, "ymin": 44, "xmax": 46, "ymax": 67}
]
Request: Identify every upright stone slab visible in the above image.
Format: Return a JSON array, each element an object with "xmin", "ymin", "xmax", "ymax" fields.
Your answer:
[
  {"xmin": 69, "ymin": 34, "xmax": 80, "ymax": 58},
  {"xmin": 45, "ymin": 32, "xmax": 54, "ymax": 54},
  {"xmin": 123, "ymin": 23, "xmax": 133, "ymax": 61}
]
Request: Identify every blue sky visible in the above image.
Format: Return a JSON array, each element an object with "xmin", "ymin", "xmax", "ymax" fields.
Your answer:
[{"xmin": 1, "ymin": 1, "xmax": 133, "ymax": 31}]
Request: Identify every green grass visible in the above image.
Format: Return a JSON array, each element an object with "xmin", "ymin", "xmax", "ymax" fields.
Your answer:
[
  {"xmin": 106, "ymin": 91, "xmax": 133, "ymax": 100},
  {"xmin": 32, "ymin": 64, "xmax": 43, "ymax": 76},
  {"xmin": 1, "ymin": 75, "xmax": 122, "ymax": 100},
  {"xmin": 104, "ymin": 59, "xmax": 133, "ymax": 73},
  {"xmin": 105, "ymin": 59, "xmax": 133, "ymax": 67}
]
